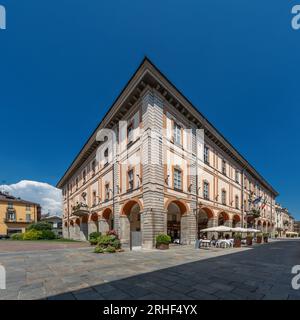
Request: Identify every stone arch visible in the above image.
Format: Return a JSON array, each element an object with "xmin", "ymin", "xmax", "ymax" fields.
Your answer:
[
  {"xmin": 218, "ymin": 211, "xmax": 229, "ymax": 226},
  {"xmin": 102, "ymin": 207, "xmax": 113, "ymax": 232},
  {"xmin": 197, "ymin": 207, "xmax": 214, "ymax": 238},
  {"xmin": 165, "ymin": 199, "xmax": 190, "ymax": 243},
  {"xmin": 165, "ymin": 198, "xmax": 188, "ymax": 215},
  {"xmin": 121, "ymin": 198, "xmax": 143, "ymax": 216},
  {"xmin": 257, "ymin": 220, "xmax": 262, "ymax": 231},
  {"xmin": 88, "ymin": 212, "xmax": 99, "ymax": 235},
  {"xmin": 119, "ymin": 199, "xmax": 143, "ymax": 249},
  {"xmin": 232, "ymin": 214, "xmax": 241, "ymax": 228}
]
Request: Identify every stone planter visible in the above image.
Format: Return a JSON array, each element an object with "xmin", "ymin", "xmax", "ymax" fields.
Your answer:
[
  {"xmin": 233, "ymin": 239, "xmax": 241, "ymax": 248},
  {"xmin": 256, "ymin": 236, "xmax": 262, "ymax": 244},
  {"xmin": 156, "ymin": 243, "xmax": 169, "ymax": 250},
  {"xmin": 246, "ymin": 237, "xmax": 253, "ymax": 246}
]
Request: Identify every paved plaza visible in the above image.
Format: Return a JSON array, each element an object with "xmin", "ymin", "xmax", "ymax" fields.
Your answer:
[{"xmin": 0, "ymin": 239, "xmax": 300, "ymax": 300}]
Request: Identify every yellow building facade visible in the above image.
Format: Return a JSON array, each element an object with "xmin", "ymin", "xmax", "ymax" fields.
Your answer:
[{"xmin": 0, "ymin": 191, "xmax": 41, "ymax": 236}]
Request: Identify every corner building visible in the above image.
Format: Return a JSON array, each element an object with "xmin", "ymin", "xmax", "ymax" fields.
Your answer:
[{"xmin": 57, "ymin": 58, "xmax": 278, "ymax": 249}]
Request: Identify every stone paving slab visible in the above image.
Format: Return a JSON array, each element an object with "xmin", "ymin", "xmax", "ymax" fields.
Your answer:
[{"xmin": 0, "ymin": 240, "xmax": 299, "ymax": 300}]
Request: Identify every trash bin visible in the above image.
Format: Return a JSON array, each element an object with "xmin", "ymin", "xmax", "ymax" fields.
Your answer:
[{"xmin": 195, "ymin": 239, "xmax": 200, "ymax": 249}]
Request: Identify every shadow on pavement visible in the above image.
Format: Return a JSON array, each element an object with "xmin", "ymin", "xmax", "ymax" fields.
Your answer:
[{"xmin": 47, "ymin": 240, "xmax": 300, "ymax": 300}]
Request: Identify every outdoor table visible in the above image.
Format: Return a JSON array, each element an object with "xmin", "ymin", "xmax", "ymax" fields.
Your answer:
[
  {"xmin": 216, "ymin": 240, "xmax": 231, "ymax": 248},
  {"xmin": 200, "ymin": 240, "xmax": 211, "ymax": 247}
]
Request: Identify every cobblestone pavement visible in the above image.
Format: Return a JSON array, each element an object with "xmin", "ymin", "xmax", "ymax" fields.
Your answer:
[
  {"xmin": 0, "ymin": 239, "xmax": 300, "ymax": 300},
  {"xmin": 0, "ymin": 240, "xmax": 89, "ymax": 253}
]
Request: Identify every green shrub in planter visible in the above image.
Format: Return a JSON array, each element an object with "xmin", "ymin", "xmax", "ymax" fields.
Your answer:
[
  {"xmin": 156, "ymin": 234, "xmax": 171, "ymax": 245},
  {"xmin": 11, "ymin": 233, "xmax": 24, "ymax": 240},
  {"xmin": 263, "ymin": 233, "xmax": 269, "ymax": 243},
  {"xmin": 105, "ymin": 246, "xmax": 116, "ymax": 253},
  {"xmin": 94, "ymin": 246, "xmax": 104, "ymax": 254},
  {"xmin": 233, "ymin": 233, "xmax": 242, "ymax": 247},
  {"xmin": 156, "ymin": 234, "xmax": 171, "ymax": 249},
  {"xmin": 246, "ymin": 234, "xmax": 253, "ymax": 246}
]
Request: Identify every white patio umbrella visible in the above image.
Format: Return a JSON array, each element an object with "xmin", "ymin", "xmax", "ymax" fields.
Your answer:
[
  {"xmin": 246, "ymin": 228, "xmax": 261, "ymax": 233},
  {"xmin": 230, "ymin": 227, "xmax": 248, "ymax": 233},
  {"xmin": 200, "ymin": 225, "xmax": 232, "ymax": 233}
]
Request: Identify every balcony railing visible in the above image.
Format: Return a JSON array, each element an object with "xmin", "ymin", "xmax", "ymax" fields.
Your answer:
[
  {"xmin": 4, "ymin": 218, "xmax": 33, "ymax": 223},
  {"xmin": 72, "ymin": 203, "xmax": 89, "ymax": 217}
]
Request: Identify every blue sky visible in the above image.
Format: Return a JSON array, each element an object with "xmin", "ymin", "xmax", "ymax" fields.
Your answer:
[{"xmin": 0, "ymin": 1, "xmax": 299, "ymax": 218}]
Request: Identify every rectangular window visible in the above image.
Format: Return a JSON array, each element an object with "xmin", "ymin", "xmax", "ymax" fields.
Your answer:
[
  {"xmin": 174, "ymin": 168, "xmax": 182, "ymax": 190},
  {"xmin": 203, "ymin": 181, "xmax": 209, "ymax": 200},
  {"xmin": 26, "ymin": 204, "xmax": 31, "ymax": 211},
  {"xmin": 105, "ymin": 184, "xmax": 110, "ymax": 200},
  {"xmin": 127, "ymin": 121, "xmax": 134, "ymax": 143},
  {"xmin": 235, "ymin": 170, "xmax": 239, "ymax": 183},
  {"xmin": 221, "ymin": 190, "xmax": 226, "ymax": 205},
  {"xmin": 104, "ymin": 148, "xmax": 109, "ymax": 165},
  {"xmin": 128, "ymin": 169, "xmax": 134, "ymax": 191},
  {"xmin": 26, "ymin": 214, "xmax": 31, "ymax": 222},
  {"xmin": 92, "ymin": 191, "xmax": 97, "ymax": 206},
  {"xmin": 8, "ymin": 202, "xmax": 13, "ymax": 209},
  {"xmin": 222, "ymin": 160, "xmax": 226, "ymax": 176},
  {"xmin": 83, "ymin": 170, "xmax": 86, "ymax": 184},
  {"xmin": 92, "ymin": 160, "xmax": 96, "ymax": 175},
  {"xmin": 235, "ymin": 196, "xmax": 239, "ymax": 209},
  {"xmin": 204, "ymin": 146, "xmax": 209, "ymax": 164},
  {"xmin": 7, "ymin": 212, "xmax": 16, "ymax": 221},
  {"xmin": 174, "ymin": 122, "xmax": 182, "ymax": 145}
]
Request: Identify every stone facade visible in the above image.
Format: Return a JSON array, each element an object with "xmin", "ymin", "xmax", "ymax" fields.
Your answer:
[{"xmin": 57, "ymin": 58, "xmax": 279, "ymax": 248}]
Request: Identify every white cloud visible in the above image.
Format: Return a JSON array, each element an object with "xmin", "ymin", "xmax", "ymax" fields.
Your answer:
[{"xmin": 0, "ymin": 180, "xmax": 62, "ymax": 216}]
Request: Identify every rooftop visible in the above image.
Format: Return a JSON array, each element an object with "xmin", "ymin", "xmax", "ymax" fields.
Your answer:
[{"xmin": 0, "ymin": 191, "xmax": 40, "ymax": 206}]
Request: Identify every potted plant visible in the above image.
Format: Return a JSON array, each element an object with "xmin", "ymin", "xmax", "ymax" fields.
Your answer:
[
  {"xmin": 156, "ymin": 234, "xmax": 171, "ymax": 250},
  {"xmin": 263, "ymin": 233, "xmax": 269, "ymax": 243},
  {"xmin": 256, "ymin": 232, "xmax": 263, "ymax": 243},
  {"xmin": 246, "ymin": 234, "xmax": 253, "ymax": 246},
  {"xmin": 233, "ymin": 233, "xmax": 242, "ymax": 248}
]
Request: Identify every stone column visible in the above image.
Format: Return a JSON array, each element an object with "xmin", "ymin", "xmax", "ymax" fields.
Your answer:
[
  {"xmin": 119, "ymin": 215, "xmax": 130, "ymax": 248},
  {"xmin": 88, "ymin": 221, "xmax": 98, "ymax": 236},
  {"xmin": 207, "ymin": 217, "xmax": 217, "ymax": 239},
  {"xmin": 140, "ymin": 90, "xmax": 165, "ymax": 249},
  {"xmin": 74, "ymin": 224, "xmax": 80, "ymax": 240},
  {"xmin": 98, "ymin": 218, "xmax": 109, "ymax": 235}
]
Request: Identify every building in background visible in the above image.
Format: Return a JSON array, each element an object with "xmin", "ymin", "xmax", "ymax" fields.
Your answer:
[
  {"xmin": 275, "ymin": 203, "xmax": 295, "ymax": 237},
  {"xmin": 57, "ymin": 58, "xmax": 279, "ymax": 249},
  {"xmin": 40, "ymin": 214, "xmax": 63, "ymax": 237},
  {"xmin": 294, "ymin": 221, "xmax": 300, "ymax": 236},
  {"xmin": 0, "ymin": 191, "xmax": 41, "ymax": 237}
]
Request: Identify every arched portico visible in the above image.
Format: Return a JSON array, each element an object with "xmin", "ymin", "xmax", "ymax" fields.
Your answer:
[
  {"xmin": 120, "ymin": 199, "xmax": 142, "ymax": 249},
  {"xmin": 263, "ymin": 221, "xmax": 267, "ymax": 233},
  {"xmin": 232, "ymin": 214, "xmax": 241, "ymax": 228},
  {"xmin": 98, "ymin": 208, "xmax": 113, "ymax": 235},
  {"xmin": 88, "ymin": 212, "xmax": 99, "ymax": 236},
  {"xmin": 197, "ymin": 207, "xmax": 214, "ymax": 239},
  {"xmin": 165, "ymin": 199, "xmax": 189, "ymax": 244},
  {"xmin": 80, "ymin": 215, "xmax": 89, "ymax": 241},
  {"xmin": 218, "ymin": 211, "xmax": 230, "ymax": 226}
]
